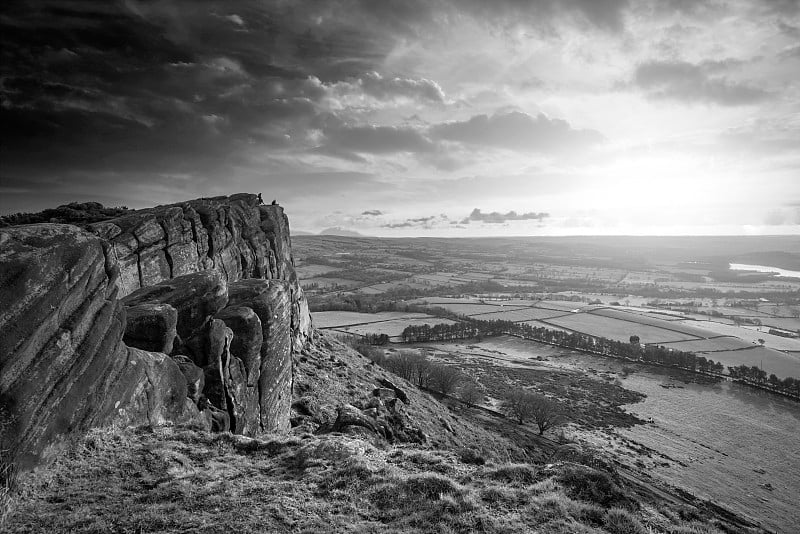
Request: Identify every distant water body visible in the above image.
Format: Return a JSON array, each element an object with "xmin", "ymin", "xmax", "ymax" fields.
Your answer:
[
  {"xmin": 729, "ymin": 263, "xmax": 800, "ymax": 278},
  {"xmin": 560, "ymin": 352, "xmax": 800, "ymax": 534},
  {"xmin": 476, "ymin": 337, "xmax": 799, "ymax": 533}
]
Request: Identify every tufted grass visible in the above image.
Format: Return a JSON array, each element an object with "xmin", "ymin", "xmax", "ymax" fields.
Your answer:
[{"xmin": 2, "ymin": 425, "xmax": 758, "ymax": 534}]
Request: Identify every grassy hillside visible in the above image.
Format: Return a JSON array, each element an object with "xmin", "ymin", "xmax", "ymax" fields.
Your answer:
[
  {"xmin": 2, "ymin": 333, "xmax": 765, "ymax": 533},
  {"xmin": 3, "ymin": 424, "xmax": 757, "ymax": 534}
]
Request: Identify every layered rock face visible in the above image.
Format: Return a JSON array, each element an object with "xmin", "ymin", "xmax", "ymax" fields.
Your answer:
[{"xmin": 0, "ymin": 194, "xmax": 310, "ymax": 469}]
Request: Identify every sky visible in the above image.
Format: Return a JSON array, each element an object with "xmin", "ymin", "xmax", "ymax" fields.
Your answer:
[{"xmin": 1, "ymin": 0, "xmax": 799, "ymax": 236}]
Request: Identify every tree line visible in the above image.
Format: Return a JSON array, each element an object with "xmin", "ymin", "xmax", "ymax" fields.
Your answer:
[{"xmin": 398, "ymin": 317, "xmax": 800, "ymax": 398}]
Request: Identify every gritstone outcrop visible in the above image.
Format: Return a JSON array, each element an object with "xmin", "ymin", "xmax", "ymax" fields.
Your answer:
[{"xmin": 0, "ymin": 194, "xmax": 311, "ymax": 469}]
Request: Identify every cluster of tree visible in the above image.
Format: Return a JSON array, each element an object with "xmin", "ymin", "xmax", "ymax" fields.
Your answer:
[
  {"xmin": 377, "ymin": 350, "xmax": 463, "ymax": 396},
  {"xmin": 728, "ymin": 365, "xmax": 800, "ymax": 396},
  {"xmin": 0, "ymin": 202, "xmax": 130, "ymax": 227},
  {"xmin": 400, "ymin": 323, "xmax": 481, "ymax": 343},
  {"xmin": 502, "ymin": 390, "xmax": 565, "ymax": 435},
  {"xmin": 341, "ymin": 335, "xmax": 567, "ymax": 435},
  {"xmin": 362, "ymin": 333, "xmax": 390, "ymax": 345},
  {"xmin": 339, "ymin": 337, "xmax": 488, "ymax": 404}
]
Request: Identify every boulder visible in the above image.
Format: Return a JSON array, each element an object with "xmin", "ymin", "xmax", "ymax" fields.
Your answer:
[
  {"xmin": 122, "ymin": 303, "xmax": 178, "ymax": 353},
  {"xmin": 173, "ymin": 355, "xmax": 204, "ymax": 404},
  {"xmin": 201, "ymin": 403, "xmax": 230, "ymax": 433},
  {"xmin": 99, "ymin": 347, "xmax": 201, "ymax": 429},
  {"xmin": 215, "ymin": 306, "xmax": 263, "ymax": 386},
  {"xmin": 228, "ymin": 279, "xmax": 293, "ymax": 433},
  {"xmin": 122, "ymin": 271, "xmax": 228, "ymax": 341},
  {"xmin": 0, "ymin": 225, "xmax": 128, "ymax": 468},
  {"xmin": 377, "ymin": 378, "xmax": 409, "ymax": 404},
  {"xmin": 184, "ymin": 318, "xmax": 232, "ymax": 368},
  {"xmin": 332, "ymin": 404, "xmax": 379, "ymax": 434},
  {"xmin": 372, "ymin": 387, "xmax": 396, "ymax": 400},
  {"xmin": 184, "ymin": 319, "xmax": 259, "ymax": 435}
]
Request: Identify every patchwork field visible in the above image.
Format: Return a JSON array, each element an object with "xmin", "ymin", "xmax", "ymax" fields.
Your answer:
[
  {"xmin": 302, "ymin": 277, "xmax": 362, "ymax": 289},
  {"xmin": 295, "ymin": 264, "xmax": 341, "ymax": 277},
  {"xmin": 673, "ymin": 320, "xmax": 800, "ymax": 351},
  {"xmin": 535, "ymin": 300, "xmax": 597, "ymax": 312},
  {"xmin": 756, "ymin": 304, "xmax": 800, "ymax": 317},
  {"xmin": 422, "ymin": 302, "xmax": 527, "ymax": 316},
  {"xmin": 518, "ymin": 320, "xmax": 574, "ymax": 334},
  {"xmin": 680, "ymin": 313, "xmax": 737, "ymax": 325},
  {"xmin": 701, "ymin": 347, "xmax": 800, "ymax": 378},
  {"xmin": 543, "ymin": 313, "xmax": 701, "ymax": 344},
  {"xmin": 591, "ymin": 309, "xmax": 710, "ymax": 334},
  {"xmin": 312, "ymin": 311, "xmax": 437, "ymax": 328},
  {"xmin": 332, "ymin": 317, "xmax": 458, "ymax": 339},
  {"xmin": 469, "ymin": 307, "xmax": 570, "ymax": 322},
  {"xmin": 657, "ymin": 337, "xmax": 755, "ymax": 353},
  {"xmin": 760, "ymin": 317, "xmax": 800, "ymax": 332}
]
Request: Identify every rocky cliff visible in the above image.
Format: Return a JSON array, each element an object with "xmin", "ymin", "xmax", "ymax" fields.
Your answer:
[{"xmin": 0, "ymin": 194, "xmax": 311, "ymax": 469}]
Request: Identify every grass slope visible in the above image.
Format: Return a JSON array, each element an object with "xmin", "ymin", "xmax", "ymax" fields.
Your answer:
[
  {"xmin": 2, "ymin": 333, "xmax": 766, "ymax": 533},
  {"xmin": 3, "ymin": 425, "xmax": 758, "ymax": 534}
]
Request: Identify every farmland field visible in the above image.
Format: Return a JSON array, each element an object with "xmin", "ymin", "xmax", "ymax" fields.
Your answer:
[
  {"xmin": 544, "ymin": 313, "xmax": 701, "ymax": 344},
  {"xmin": 535, "ymin": 300, "xmax": 598, "ymax": 312},
  {"xmin": 302, "ymin": 277, "xmax": 361, "ymax": 289},
  {"xmin": 518, "ymin": 320, "xmax": 574, "ymax": 334},
  {"xmin": 297, "ymin": 234, "xmax": 800, "ymax": 379},
  {"xmin": 333, "ymin": 317, "xmax": 457, "ymax": 339},
  {"xmin": 469, "ymin": 307, "xmax": 570, "ymax": 322},
  {"xmin": 760, "ymin": 317, "xmax": 800, "ymax": 332},
  {"xmin": 657, "ymin": 337, "xmax": 754, "ymax": 353},
  {"xmin": 756, "ymin": 304, "xmax": 800, "ymax": 317},
  {"xmin": 700, "ymin": 347, "xmax": 800, "ymax": 378},
  {"xmin": 673, "ymin": 320, "xmax": 800, "ymax": 351},
  {"xmin": 421, "ymin": 302, "xmax": 527, "ymax": 316},
  {"xmin": 295, "ymin": 264, "xmax": 341, "ymax": 277},
  {"xmin": 591, "ymin": 308, "xmax": 713, "ymax": 334},
  {"xmin": 680, "ymin": 313, "xmax": 737, "ymax": 325},
  {"xmin": 312, "ymin": 311, "xmax": 437, "ymax": 328}
]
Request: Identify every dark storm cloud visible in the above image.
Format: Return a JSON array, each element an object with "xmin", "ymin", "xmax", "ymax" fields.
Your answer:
[
  {"xmin": 361, "ymin": 210, "xmax": 384, "ymax": 216},
  {"xmin": 460, "ymin": 208, "xmax": 549, "ymax": 224},
  {"xmin": 430, "ymin": 111, "xmax": 604, "ymax": 153},
  {"xmin": 0, "ymin": 1, "xmax": 428, "ymax": 189},
  {"xmin": 633, "ymin": 60, "xmax": 770, "ymax": 106},
  {"xmin": 0, "ymin": 0, "xmax": 622, "ymax": 177}
]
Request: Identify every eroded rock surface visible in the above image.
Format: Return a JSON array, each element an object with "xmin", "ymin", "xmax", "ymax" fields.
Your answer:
[
  {"xmin": 122, "ymin": 303, "xmax": 178, "ymax": 353},
  {"xmin": 0, "ymin": 194, "xmax": 311, "ymax": 469}
]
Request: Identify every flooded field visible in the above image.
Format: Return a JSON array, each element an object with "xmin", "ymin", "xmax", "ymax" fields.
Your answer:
[{"xmin": 450, "ymin": 336, "xmax": 800, "ymax": 533}]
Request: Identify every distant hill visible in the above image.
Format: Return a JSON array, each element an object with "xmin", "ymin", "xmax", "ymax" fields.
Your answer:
[{"xmin": 318, "ymin": 226, "xmax": 366, "ymax": 237}]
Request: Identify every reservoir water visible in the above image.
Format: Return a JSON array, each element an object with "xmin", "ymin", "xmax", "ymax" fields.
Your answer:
[
  {"xmin": 473, "ymin": 337, "xmax": 800, "ymax": 533},
  {"xmin": 729, "ymin": 263, "xmax": 800, "ymax": 279}
]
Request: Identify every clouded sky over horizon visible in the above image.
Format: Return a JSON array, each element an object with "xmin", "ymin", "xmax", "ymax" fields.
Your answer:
[{"xmin": 2, "ymin": 0, "xmax": 799, "ymax": 236}]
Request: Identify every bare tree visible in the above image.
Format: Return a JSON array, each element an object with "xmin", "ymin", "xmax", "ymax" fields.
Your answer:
[
  {"xmin": 428, "ymin": 363, "xmax": 462, "ymax": 396},
  {"xmin": 502, "ymin": 390, "xmax": 565, "ymax": 435},
  {"xmin": 458, "ymin": 381, "xmax": 484, "ymax": 406},
  {"xmin": 385, "ymin": 350, "xmax": 427, "ymax": 382}
]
